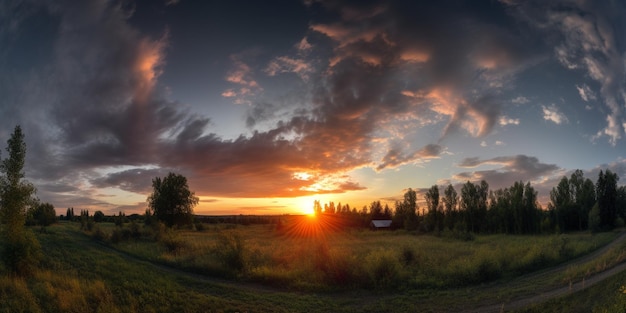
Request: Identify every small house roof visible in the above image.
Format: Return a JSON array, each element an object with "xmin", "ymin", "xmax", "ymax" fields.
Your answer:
[{"xmin": 370, "ymin": 220, "xmax": 392, "ymax": 228}]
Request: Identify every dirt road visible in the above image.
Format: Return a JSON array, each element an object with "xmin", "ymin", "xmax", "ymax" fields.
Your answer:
[{"xmin": 465, "ymin": 232, "xmax": 626, "ymax": 312}]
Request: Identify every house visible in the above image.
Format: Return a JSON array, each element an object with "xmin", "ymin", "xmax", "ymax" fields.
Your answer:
[{"xmin": 370, "ymin": 219, "xmax": 392, "ymax": 230}]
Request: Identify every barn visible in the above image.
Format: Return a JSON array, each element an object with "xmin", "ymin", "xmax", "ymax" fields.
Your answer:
[{"xmin": 370, "ymin": 219, "xmax": 392, "ymax": 230}]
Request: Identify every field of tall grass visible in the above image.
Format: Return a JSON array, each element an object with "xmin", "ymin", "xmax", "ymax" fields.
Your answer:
[
  {"xmin": 98, "ymin": 215, "xmax": 618, "ymax": 291},
  {"xmin": 1, "ymin": 220, "xmax": 625, "ymax": 312}
]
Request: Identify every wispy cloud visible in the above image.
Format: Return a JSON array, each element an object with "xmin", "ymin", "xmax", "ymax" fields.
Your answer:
[
  {"xmin": 542, "ymin": 104, "xmax": 568, "ymax": 125},
  {"xmin": 576, "ymin": 84, "xmax": 596, "ymax": 102},
  {"xmin": 505, "ymin": 0, "xmax": 626, "ymax": 145}
]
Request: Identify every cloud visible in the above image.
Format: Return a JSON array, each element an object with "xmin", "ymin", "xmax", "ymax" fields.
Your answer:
[
  {"xmin": 91, "ymin": 167, "xmax": 171, "ymax": 194},
  {"xmin": 265, "ymin": 56, "xmax": 314, "ymax": 80},
  {"xmin": 541, "ymin": 104, "xmax": 568, "ymax": 124},
  {"xmin": 222, "ymin": 55, "xmax": 263, "ymax": 105},
  {"xmin": 376, "ymin": 144, "xmax": 443, "ymax": 171},
  {"xmin": 499, "ymin": 116, "xmax": 520, "ymax": 126},
  {"xmin": 454, "ymin": 154, "xmax": 560, "ymax": 189},
  {"xmin": 511, "ymin": 96, "xmax": 530, "ymax": 104},
  {"xmin": 504, "ymin": 0, "xmax": 626, "ymax": 145},
  {"xmin": 6, "ymin": 0, "xmax": 621, "ymax": 214},
  {"xmin": 308, "ymin": 1, "xmax": 540, "ymax": 140},
  {"xmin": 576, "ymin": 84, "xmax": 596, "ymax": 102}
]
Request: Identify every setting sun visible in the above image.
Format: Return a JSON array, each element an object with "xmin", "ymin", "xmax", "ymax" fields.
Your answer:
[{"xmin": 303, "ymin": 206, "xmax": 316, "ymax": 216}]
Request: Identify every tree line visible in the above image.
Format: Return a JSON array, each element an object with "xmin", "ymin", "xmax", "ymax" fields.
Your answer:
[{"xmin": 312, "ymin": 170, "xmax": 625, "ymax": 235}]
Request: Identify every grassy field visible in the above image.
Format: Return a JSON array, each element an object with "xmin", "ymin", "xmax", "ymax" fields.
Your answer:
[
  {"xmin": 104, "ymin": 216, "xmax": 618, "ymax": 291},
  {"xmin": 0, "ymin": 219, "xmax": 625, "ymax": 312}
]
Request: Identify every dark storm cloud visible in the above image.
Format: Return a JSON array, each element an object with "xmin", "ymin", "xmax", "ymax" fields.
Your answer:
[{"xmin": 91, "ymin": 168, "xmax": 171, "ymax": 194}]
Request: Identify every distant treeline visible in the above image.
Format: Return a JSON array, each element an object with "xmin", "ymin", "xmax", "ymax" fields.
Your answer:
[
  {"xmin": 63, "ymin": 169, "xmax": 625, "ymax": 235},
  {"xmin": 310, "ymin": 169, "xmax": 626, "ymax": 234}
]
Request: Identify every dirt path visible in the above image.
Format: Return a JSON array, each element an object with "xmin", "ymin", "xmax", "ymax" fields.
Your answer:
[{"xmin": 464, "ymin": 232, "xmax": 626, "ymax": 312}]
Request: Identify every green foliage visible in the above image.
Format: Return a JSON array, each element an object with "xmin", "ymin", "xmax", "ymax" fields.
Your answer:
[
  {"xmin": 26, "ymin": 202, "xmax": 57, "ymax": 227},
  {"xmin": 147, "ymin": 172, "xmax": 199, "ymax": 227},
  {"xmin": 589, "ymin": 203, "xmax": 602, "ymax": 233},
  {"xmin": 363, "ymin": 249, "xmax": 403, "ymax": 289},
  {"xmin": 0, "ymin": 229, "xmax": 42, "ymax": 277},
  {"xmin": 0, "ymin": 126, "xmax": 40, "ymax": 276},
  {"xmin": 215, "ymin": 232, "xmax": 247, "ymax": 274},
  {"xmin": 159, "ymin": 230, "xmax": 187, "ymax": 254}
]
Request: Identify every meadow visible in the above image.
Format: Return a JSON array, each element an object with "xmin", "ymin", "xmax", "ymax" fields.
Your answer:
[
  {"xmin": 102, "ymin": 215, "xmax": 620, "ymax": 291},
  {"xmin": 1, "ymin": 218, "xmax": 626, "ymax": 312}
]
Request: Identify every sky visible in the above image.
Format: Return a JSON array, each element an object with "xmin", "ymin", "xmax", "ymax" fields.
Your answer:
[{"xmin": 1, "ymin": 0, "xmax": 625, "ymax": 216}]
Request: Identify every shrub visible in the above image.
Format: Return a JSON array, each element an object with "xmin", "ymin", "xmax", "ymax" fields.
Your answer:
[
  {"xmin": 475, "ymin": 257, "xmax": 502, "ymax": 282},
  {"xmin": 159, "ymin": 231, "xmax": 187, "ymax": 254},
  {"xmin": 0, "ymin": 230, "xmax": 42, "ymax": 276},
  {"xmin": 129, "ymin": 220, "xmax": 141, "ymax": 239},
  {"xmin": 214, "ymin": 233, "xmax": 247, "ymax": 274},
  {"xmin": 92, "ymin": 226, "xmax": 108, "ymax": 242},
  {"xmin": 364, "ymin": 249, "xmax": 403, "ymax": 289},
  {"xmin": 400, "ymin": 246, "xmax": 417, "ymax": 266}
]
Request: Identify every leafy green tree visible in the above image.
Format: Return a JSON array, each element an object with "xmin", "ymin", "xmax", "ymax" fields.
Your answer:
[
  {"xmin": 147, "ymin": 172, "xmax": 199, "ymax": 227},
  {"xmin": 0, "ymin": 125, "xmax": 41, "ymax": 275},
  {"xmin": 27, "ymin": 202, "xmax": 57, "ymax": 226}
]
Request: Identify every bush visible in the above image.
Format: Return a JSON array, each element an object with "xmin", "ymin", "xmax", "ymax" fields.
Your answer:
[
  {"xmin": 400, "ymin": 246, "xmax": 417, "ymax": 266},
  {"xmin": 364, "ymin": 249, "xmax": 403, "ymax": 289},
  {"xmin": 195, "ymin": 222, "xmax": 205, "ymax": 231},
  {"xmin": 214, "ymin": 233, "xmax": 247, "ymax": 274},
  {"xmin": 475, "ymin": 258, "xmax": 502, "ymax": 282},
  {"xmin": 1, "ymin": 230, "xmax": 42, "ymax": 276},
  {"xmin": 159, "ymin": 231, "xmax": 187, "ymax": 254},
  {"xmin": 92, "ymin": 226, "xmax": 108, "ymax": 242},
  {"xmin": 129, "ymin": 220, "xmax": 141, "ymax": 239}
]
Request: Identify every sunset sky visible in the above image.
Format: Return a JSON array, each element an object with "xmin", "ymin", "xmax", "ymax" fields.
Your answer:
[{"xmin": 1, "ymin": 0, "xmax": 625, "ymax": 215}]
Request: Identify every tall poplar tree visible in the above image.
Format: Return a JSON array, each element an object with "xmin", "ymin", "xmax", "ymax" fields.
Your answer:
[{"xmin": 0, "ymin": 125, "xmax": 40, "ymax": 275}]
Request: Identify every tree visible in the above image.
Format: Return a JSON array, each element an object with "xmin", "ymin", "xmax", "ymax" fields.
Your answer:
[
  {"xmin": 147, "ymin": 172, "xmax": 199, "ymax": 227},
  {"xmin": 27, "ymin": 202, "xmax": 57, "ymax": 227},
  {"xmin": 403, "ymin": 188, "xmax": 419, "ymax": 230},
  {"xmin": 442, "ymin": 184, "xmax": 458, "ymax": 230},
  {"xmin": 596, "ymin": 170, "xmax": 619, "ymax": 230},
  {"xmin": 424, "ymin": 185, "xmax": 439, "ymax": 232},
  {"xmin": 0, "ymin": 125, "xmax": 41, "ymax": 275},
  {"xmin": 93, "ymin": 210, "xmax": 105, "ymax": 223}
]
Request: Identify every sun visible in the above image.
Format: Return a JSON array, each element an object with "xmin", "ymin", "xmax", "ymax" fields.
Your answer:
[
  {"xmin": 295, "ymin": 195, "xmax": 319, "ymax": 217},
  {"xmin": 303, "ymin": 206, "xmax": 316, "ymax": 217}
]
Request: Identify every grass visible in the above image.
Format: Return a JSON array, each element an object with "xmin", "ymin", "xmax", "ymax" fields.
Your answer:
[
  {"xmin": 1, "ymin": 220, "xmax": 624, "ymax": 312},
  {"xmin": 103, "ymin": 217, "xmax": 617, "ymax": 291}
]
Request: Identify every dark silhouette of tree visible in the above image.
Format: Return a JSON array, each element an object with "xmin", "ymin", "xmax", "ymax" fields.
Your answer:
[
  {"xmin": 147, "ymin": 172, "xmax": 199, "ymax": 227},
  {"xmin": 93, "ymin": 210, "xmax": 105, "ymax": 223},
  {"xmin": 424, "ymin": 185, "xmax": 439, "ymax": 232},
  {"xmin": 596, "ymin": 170, "xmax": 619, "ymax": 230},
  {"xmin": 0, "ymin": 125, "xmax": 41, "ymax": 276},
  {"xmin": 442, "ymin": 184, "xmax": 458, "ymax": 231},
  {"xmin": 382, "ymin": 203, "xmax": 392, "ymax": 219},
  {"xmin": 402, "ymin": 188, "xmax": 419, "ymax": 230},
  {"xmin": 27, "ymin": 202, "xmax": 57, "ymax": 226},
  {"xmin": 313, "ymin": 200, "xmax": 323, "ymax": 215},
  {"xmin": 369, "ymin": 200, "xmax": 384, "ymax": 219}
]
